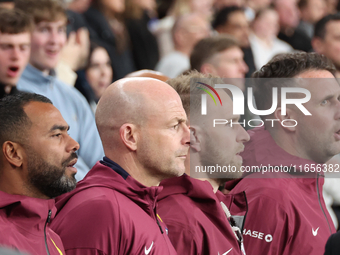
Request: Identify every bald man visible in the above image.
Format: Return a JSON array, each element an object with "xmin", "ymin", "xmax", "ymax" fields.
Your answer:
[{"xmin": 51, "ymin": 77, "xmax": 190, "ymax": 255}]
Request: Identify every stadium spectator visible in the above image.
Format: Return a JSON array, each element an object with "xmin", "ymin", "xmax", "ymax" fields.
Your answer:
[
  {"xmin": 212, "ymin": 6, "xmax": 256, "ymax": 78},
  {"xmin": 75, "ymin": 42, "xmax": 113, "ymax": 112},
  {"xmin": 249, "ymin": 7, "xmax": 293, "ymax": 70},
  {"xmin": 312, "ymin": 13, "xmax": 340, "ymax": 78},
  {"xmin": 124, "ymin": 0, "xmax": 160, "ymax": 70},
  {"xmin": 226, "ymin": 52, "xmax": 337, "ymax": 255},
  {"xmin": 0, "ymin": 92, "xmax": 79, "ymax": 255},
  {"xmin": 51, "ymin": 77, "xmax": 190, "ymax": 255},
  {"xmin": 156, "ymin": 13, "xmax": 210, "ymax": 78},
  {"xmin": 83, "ymin": 0, "xmax": 136, "ymax": 80},
  {"xmin": 297, "ymin": 0, "xmax": 326, "ymax": 39},
  {"xmin": 157, "ymin": 71, "xmax": 249, "ymax": 254},
  {"xmin": 0, "ymin": 8, "xmax": 31, "ymax": 100},
  {"xmin": 190, "ymin": 35, "xmax": 248, "ymax": 90},
  {"xmin": 275, "ymin": 0, "xmax": 313, "ymax": 52},
  {"xmin": 16, "ymin": 0, "xmax": 104, "ymax": 181},
  {"xmin": 152, "ymin": 0, "xmax": 213, "ymax": 58}
]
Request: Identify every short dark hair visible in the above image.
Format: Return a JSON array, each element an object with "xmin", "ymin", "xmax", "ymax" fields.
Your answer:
[
  {"xmin": 15, "ymin": 0, "xmax": 67, "ymax": 24},
  {"xmin": 190, "ymin": 35, "xmax": 240, "ymax": 71},
  {"xmin": 252, "ymin": 52, "xmax": 336, "ymax": 114},
  {"xmin": 0, "ymin": 8, "xmax": 32, "ymax": 34},
  {"xmin": 314, "ymin": 13, "xmax": 340, "ymax": 39},
  {"xmin": 212, "ymin": 6, "xmax": 244, "ymax": 30},
  {"xmin": 0, "ymin": 92, "xmax": 52, "ymax": 147}
]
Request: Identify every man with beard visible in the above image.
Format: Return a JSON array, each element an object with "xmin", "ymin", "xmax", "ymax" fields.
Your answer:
[
  {"xmin": 157, "ymin": 71, "xmax": 250, "ymax": 255},
  {"xmin": 0, "ymin": 92, "xmax": 80, "ymax": 254}
]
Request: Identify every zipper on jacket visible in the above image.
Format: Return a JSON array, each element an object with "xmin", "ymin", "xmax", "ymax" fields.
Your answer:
[
  {"xmin": 316, "ymin": 173, "xmax": 332, "ymax": 234},
  {"xmin": 44, "ymin": 210, "xmax": 52, "ymax": 255}
]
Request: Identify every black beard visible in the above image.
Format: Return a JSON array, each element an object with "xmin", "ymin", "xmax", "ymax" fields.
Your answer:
[{"xmin": 27, "ymin": 152, "xmax": 78, "ymax": 198}]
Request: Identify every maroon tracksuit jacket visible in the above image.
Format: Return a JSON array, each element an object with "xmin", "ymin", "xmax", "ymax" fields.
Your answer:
[
  {"xmin": 0, "ymin": 190, "xmax": 65, "ymax": 255},
  {"xmin": 226, "ymin": 126, "xmax": 336, "ymax": 255},
  {"xmin": 157, "ymin": 174, "xmax": 247, "ymax": 255},
  {"xmin": 51, "ymin": 158, "xmax": 177, "ymax": 255}
]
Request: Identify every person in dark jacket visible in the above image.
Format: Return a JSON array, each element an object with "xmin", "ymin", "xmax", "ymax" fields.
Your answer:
[
  {"xmin": 0, "ymin": 9, "xmax": 31, "ymax": 100},
  {"xmin": 0, "ymin": 92, "xmax": 80, "ymax": 255},
  {"xmin": 51, "ymin": 77, "xmax": 190, "ymax": 255},
  {"xmin": 227, "ymin": 52, "xmax": 338, "ymax": 255},
  {"xmin": 83, "ymin": 0, "xmax": 136, "ymax": 80}
]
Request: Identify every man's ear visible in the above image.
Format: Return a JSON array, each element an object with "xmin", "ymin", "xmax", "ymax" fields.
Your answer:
[
  {"xmin": 200, "ymin": 63, "xmax": 217, "ymax": 76},
  {"xmin": 311, "ymin": 37, "xmax": 325, "ymax": 54},
  {"xmin": 275, "ymin": 107, "xmax": 297, "ymax": 132},
  {"xmin": 2, "ymin": 141, "xmax": 24, "ymax": 168},
  {"xmin": 190, "ymin": 126, "xmax": 202, "ymax": 152},
  {"xmin": 119, "ymin": 123, "xmax": 138, "ymax": 151}
]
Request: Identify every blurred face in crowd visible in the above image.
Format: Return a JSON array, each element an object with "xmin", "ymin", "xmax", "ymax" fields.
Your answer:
[
  {"xmin": 100, "ymin": 0, "xmax": 125, "ymax": 13},
  {"xmin": 23, "ymin": 101, "xmax": 79, "ymax": 198},
  {"xmin": 275, "ymin": 0, "xmax": 300, "ymax": 29},
  {"xmin": 202, "ymin": 46, "xmax": 248, "ymax": 90},
  {"xmin": 30, "ymin": 18, "xmax": 67, "ymax": 74},
  {"xmin": 0, "ymin": 32, "xmax": 30, "ymax": 86},
  {"xmin": 300, "ymin": 0, "xmax": 326, "ymax": 24},
  {"xmin": 86, "ymin": 47, "xmax": 113, "ymax": 100},
  {"xmin": 0, "ymin": 1, "xmax": 14, "ymax": 9},
  {"xmin": 216, "ymin": 10, "xmax": 250, "ymax": 47},
  {"xmin": 174, "ymin": 14, "xmax": 210, "ymax": 53},
  {"xmin": 190, "ymin": 0, "xmax": 214, "ymax": 19},
  {"xmin": 252, "ymin": 9, "xmax": 280, "ymax": 39},
  {"xmin": 197, "ymin": 89, "xmax": 250, "ymax": 179},
  {"xmin": 313, "ymin": 20, "xmax": 340, "ymax": 70}
]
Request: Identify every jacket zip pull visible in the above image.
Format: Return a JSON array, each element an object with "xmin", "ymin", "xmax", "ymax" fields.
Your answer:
[
  {"xmin": 44, "ymin": 210, "xmax": 52, "ymax": 255},
  {"xmin": 156, "ymin": 214, "xmax": 164, "ymax": 234}
]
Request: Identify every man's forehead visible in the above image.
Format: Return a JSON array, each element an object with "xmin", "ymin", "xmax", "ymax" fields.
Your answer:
[
  {"xmin": 36, "ymin": 18, "xmax": 67, "ymax": 27},
  {"xmin": 0, "ymin": 32, "xmax": 30, "ymax": 43},
  {"xmin": 24, "ymin": 101, "xmax": 66, "ymax": 127}
]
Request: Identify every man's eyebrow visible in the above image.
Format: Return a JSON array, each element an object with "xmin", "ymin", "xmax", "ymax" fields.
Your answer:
[{"xmin": 49, "ymin": 125, "xmax": 70, "ymax": 132}]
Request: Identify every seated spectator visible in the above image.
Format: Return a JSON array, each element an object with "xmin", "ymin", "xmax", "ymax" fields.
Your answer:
[
  {"xmin": 275, "ymin": 0, "xmax": 313, "ymax": 52},
  {"xmin": 249, "ymin": 7, "xmax": 293, "ymax": 70},
  {"xmin": 51, "ymin": 77, "xmax": 190, "ymax": 254},
  {"xmin": 156, "ymin": 13, "xmax": 210, "ymax": 78},
  {"xmin": 157, "ymin": 71, "xmax": 249, "ymax": 255},
  {"xmin": 212, "ymin": 6, "xmax": 256, "ymax": 77},
  {"xmin": 312, "ymin": 13, "xmax": 340, "ymax": 78},
  {"xmin": 152, "ymin": 0, "xmax": 213, "ymax": 58},
  {"xmin": 0, "ymin": 92, "xmax": 79, "ymax": 255},
  {"xmin": 0, "ymin": 8, "xmax": 31, "ymax": 100},
  {"xmin": 124, "ymin": 0, "xmax": 160, "ymax": 70},
  {"xmin": 83, "ymin": 0, "xmax": 136, "ymax": 80},
  {"xmin": 16, "ymin": 0, "xmax": 104, "ymax": 181},
  {"xmin": 297, "ymin": 0, "xmax": 326, "ymax": 39},
  {"xmin": 190, "ymin": 35, "xmax": 248, "ymax": 90},
  {"xmin": 75, "ymin": 42, "xmax": 113, "ymax": 112}
]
